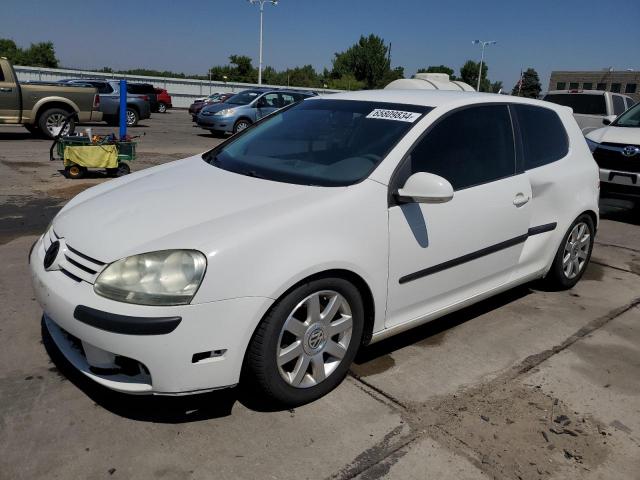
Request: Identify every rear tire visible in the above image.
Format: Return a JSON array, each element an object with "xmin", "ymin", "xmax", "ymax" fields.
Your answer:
[
  {"xmin": 126, "ymin": 108, "xmax": 139, "ymax": 127},
  {"xmin": 38, "ymin": 108, "xmax": 75, "ymax": 139},
  {"xmin": 243, "ymin": 277, "xmax": 364, "ymax": 407},
  {"xmin": 158, "ymin": 102, "xmax": 167, "ymax": 113},
  {"xmin": 543, "ymin": 214, "xmax": 595, "ymax": 290},
  {"xmin": 65, "ymin": 164, "xmax": 86, "ymax": 179}
]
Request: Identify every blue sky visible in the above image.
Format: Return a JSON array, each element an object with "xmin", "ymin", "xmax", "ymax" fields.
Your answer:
[{"xmin": 2, "ymin": 0, "xmax": 639, "ymax": 89}]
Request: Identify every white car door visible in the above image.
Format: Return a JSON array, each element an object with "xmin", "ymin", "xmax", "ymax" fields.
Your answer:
[{"xmin": 386, "ymin": 104, "xmax": 532, "ymax": 328}]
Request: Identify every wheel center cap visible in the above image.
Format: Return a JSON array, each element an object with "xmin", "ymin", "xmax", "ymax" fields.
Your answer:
[{"xmin": 304, "ymin": 324, "xmax": 326, "ymax": 355}]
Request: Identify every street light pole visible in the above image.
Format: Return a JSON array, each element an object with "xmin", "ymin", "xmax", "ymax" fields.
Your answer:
[
  {"xmin": 248, "ymin": 0, "xmax": 278, "ymax": 85},
  {"xmin": 472, "ymin": 40, "xmax": 496, "ymax": 92}
]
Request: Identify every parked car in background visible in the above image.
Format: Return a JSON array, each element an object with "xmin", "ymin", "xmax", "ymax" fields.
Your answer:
[
  {"xmin": 155, "ymin": 88, "xmax": 172, "ymax": 113},
  {"xmin": 586, "ymin": 101, "xmax": 640, "ymax": 202},
  {"xmin": 128, "ymin": 83, "xmax": 158, "ymax": 113},
  {"xmin": 59, "ymin": 79, "xmax": 151, "ymax": 127},
  {"xmin": 0, "ymin": 57, "xmax": 102, "ymax": 138},
  {"xmin": 32, "ymin": 90, "xmax": 598, "ymax": 405},
  {"xmin": 543, "ymin": 90, "xmax": 635, "ymax": 134},
  {"xmin": 197, "ymin": 89, "xmax": 313, "ymax": 134},
  {"xmin": 189, "ymin": 93, "xmax": 233, "ymax": 121}
]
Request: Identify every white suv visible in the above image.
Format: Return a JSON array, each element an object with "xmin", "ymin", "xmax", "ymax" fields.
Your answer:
[
  {"xmin": 31, "ymin": 90, "xmax": 599, "ymax": 406},
  {"xmin": 586, "ymin": 101, "xmax": 640, "ymax": 201},
  {"xmin": 543, "ymin": 90, "xmax": 635, "ymax": 134}
]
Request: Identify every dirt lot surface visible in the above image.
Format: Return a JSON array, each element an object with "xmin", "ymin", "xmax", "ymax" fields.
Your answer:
[{"xmin": 1, "ymin": 111, "xmax": 639, "ymax": 480}]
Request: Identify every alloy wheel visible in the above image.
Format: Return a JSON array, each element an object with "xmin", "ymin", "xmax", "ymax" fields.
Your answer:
[
  {"xmin": 126, "ymin": 110, "xmax": 137, "ymax": 126},
  {"xmin": 276, "ymin": 290, "xmax": 353, "ymax": 388},
  {"xmin": 562, "ymin": 222, "xmax": 590, "ymax": 279},
  {"xmin": 46, "ymin": 113, "xmax": 69, "ymax": 137}
]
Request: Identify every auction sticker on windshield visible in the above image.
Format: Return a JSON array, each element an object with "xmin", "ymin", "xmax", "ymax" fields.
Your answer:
[{"xmin": 366, "ymin": 109, "xmax": 421, "ymax": 122}]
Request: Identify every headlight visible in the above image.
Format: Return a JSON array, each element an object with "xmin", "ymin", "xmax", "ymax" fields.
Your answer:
[
  {"xmin": 94, "ymin": 250, "xmax": 207, "ymax": 306},
  {"xmin": 585, "ymin": 137, "xmax": 599, "ymax": 153},
  {"xmin": 213, "ymin": 108, "xmax": 234, "ymax": 116}
]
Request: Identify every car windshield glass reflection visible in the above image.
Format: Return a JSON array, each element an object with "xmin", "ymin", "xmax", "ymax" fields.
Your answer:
[
  {"xmin": 613, "ymin": 103, "xmax": 640, "ymax": 127},
  {"xmin": 225, "ymin": 91, "xmax": 262, "ymax": 105},
  {"xmin": 203, "ymin": 99, "xmax": 432, "ymax": 186}
]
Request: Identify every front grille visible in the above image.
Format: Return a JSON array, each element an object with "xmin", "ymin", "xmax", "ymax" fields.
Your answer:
[
  {"xmin": 593, "ymin": 143, "xmax": 640, "ymax": 174},
  {"xmin": 42, "ymin": 229, "xmax": 107, "ymax": 284}
]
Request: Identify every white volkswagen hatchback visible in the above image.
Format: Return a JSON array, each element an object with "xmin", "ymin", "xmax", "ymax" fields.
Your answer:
[{"xmin": 30, "ymin": 90, "xmax": 599, "ymax": 406}]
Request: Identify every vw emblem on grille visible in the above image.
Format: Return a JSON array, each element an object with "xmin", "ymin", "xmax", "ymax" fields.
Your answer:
[
  {"xmin": 622, "ymin": 146, "xmax": 640, "ymax": 157},
  {"xmin": 44, "ymin": 240, "xmax": 60, "ymax": 269}
]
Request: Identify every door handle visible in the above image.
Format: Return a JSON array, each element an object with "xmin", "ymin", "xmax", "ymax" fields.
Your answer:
[
  {"xmin": 0, "ymin": 87, "xmax": 12, "ymax": 92},
  {"xmin": 513, "ymin": 193, "xmax": 530, "ymax": 207}
]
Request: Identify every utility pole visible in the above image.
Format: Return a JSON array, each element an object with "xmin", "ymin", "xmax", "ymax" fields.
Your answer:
[
  {"xmin": 472, "ymin": 40, "xmax": 496, "ymax": 91},
  {"xmin": 248, "ymin": 0, "xmax": 278, "ymax": 85}
]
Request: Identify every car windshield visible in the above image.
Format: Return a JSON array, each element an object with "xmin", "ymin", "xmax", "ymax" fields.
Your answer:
[
  {"xmin": 613, "ymin": 102, "xmax": 640, "ymax": 127},
  {"xmin": 225, "ymin": 90, "xmax": 265, "ymax": 105},
  {"xmin": 202, "ymin": 99, "xmax": 432, "ymax": 186}
]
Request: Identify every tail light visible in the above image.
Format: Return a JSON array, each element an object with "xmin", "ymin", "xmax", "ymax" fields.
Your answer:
[
  {"xmin": 93, "ymin": 94, "xmax": 100, "ymax": 109},
  {"xmin": 140, "ymin": 95, "xmax": 149, "ymax": 101}
]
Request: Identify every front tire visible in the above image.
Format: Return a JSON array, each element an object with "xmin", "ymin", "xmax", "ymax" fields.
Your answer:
[
  {"xmin": 543, "ymin": 214, "xmax": 595, "ymax": 290},
  {"xmin": 157, "ymin": 102, "xmax": 167, "ymax": 113},
  {"xmin": 65, "ymin": 164, "xmax": 86, "ymax": 179},
  {"xmin": 244, "ymin": 277, "xmax": 364, "ymax": 407},
  {"xmin": 233, "ymin": 118, "xmax": 251, "ymax": 134}
]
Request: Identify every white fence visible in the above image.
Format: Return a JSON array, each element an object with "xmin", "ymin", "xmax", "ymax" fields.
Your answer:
[{"xmin": 14, "ymin": 65, "xmax": 341, "ymax": 108}]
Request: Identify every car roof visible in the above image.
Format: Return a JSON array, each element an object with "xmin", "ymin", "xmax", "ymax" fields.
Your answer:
[{"xmin": 309, "ymin": 89, "xmax": 566, "ymax": 111}]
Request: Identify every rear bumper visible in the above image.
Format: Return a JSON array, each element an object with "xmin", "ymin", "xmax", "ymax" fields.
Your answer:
[{"xmin": 30, "ymin": 234, "xmax": 273, "ymax": 395}]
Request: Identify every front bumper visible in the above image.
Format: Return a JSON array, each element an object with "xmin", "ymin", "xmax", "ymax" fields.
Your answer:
[
  {"xmin": 30, "ymin": 234, "xmax": 273, "ymax": 395},
  {"xmin": 196, "ymin": 114, "xmax": 232, "ymax": 132},
  {"xmin": 599, "ymin": 169, "xmax": 640, "ymax": 200}
]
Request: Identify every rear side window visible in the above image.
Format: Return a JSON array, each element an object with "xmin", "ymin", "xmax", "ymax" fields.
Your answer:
[
  {"xmin": 512, "ymin": 105, "xmax": 569, "ymax": 170},
  {"xmin": 543, "ymin": 93, "xmax": 606, "ymax": 115},
  {"xmin": 406, "ymin": 105, "xmax": 515, "ymax": 190},
  {"xmin": 128, "ymin": 83, "xmax": 155, "ymax": 95},
  {"xmin": 89, "ymin": 82, "xmax": 113, "ymax": 94},
  {"xmin": 612, "ymin": 95, "xmax": 626, "ymax": 115}
]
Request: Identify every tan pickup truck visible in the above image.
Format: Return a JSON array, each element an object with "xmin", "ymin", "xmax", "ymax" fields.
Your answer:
[{"xmin": 0, "ymin": 57, "xmax": 102, "ymax": 138}]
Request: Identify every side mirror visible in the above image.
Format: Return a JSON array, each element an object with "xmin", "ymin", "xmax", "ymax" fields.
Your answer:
[
  {"xmin": 256, "ymin": 98, "xmax": 267, "ymax": 108},
  {"xmin": 602, "ymin": 115, "xmax": 616, "ymax": 125},
  {"xmin": 396, "ymin": 172, "xmax": 454, "ymax": 204}
]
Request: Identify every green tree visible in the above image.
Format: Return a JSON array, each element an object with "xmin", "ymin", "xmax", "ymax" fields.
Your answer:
[
  {"xmin": 490, "ymin": 81, "xmax": 503, "ymax": 93},
  {"xmin": 0, "ymin": 38, "xmax": 58, "ymax": 67},
  {"xmin": 327, "ymin": 73, "xmax": 365, "ymax": 91},
  {"xmin": 331, "ymin": 34, "xmax": 391, "ymax": 89},
  {"xmin": 228, "ymin": 54, "xmax": 257, "ymax": 83},
  {"xmin": 417, "ymin": 65, "xmax": 456, "ymax": 79},
  {"xmin": 460, "ymin": 60, "xmax": 490, "ymax": 91},
  {"xmin": 0, "ymin": 39, "xmax": 20, "ymax": 63},
  {"xmin": 512, "ymin": 68, "xmax": 541, "ymax": 98},
  {"xmin": 20, "ymin": 42, "xmax": 58, "ymax": 67}
]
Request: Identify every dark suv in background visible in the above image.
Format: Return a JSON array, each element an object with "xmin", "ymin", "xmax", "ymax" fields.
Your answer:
[
  {"xmin": 128, "ymin": 83, "xmax": 159, "ymax": 112},
  {"xmin": 59, "ymin": 79, "xmax": 151, "ymax": 126}
]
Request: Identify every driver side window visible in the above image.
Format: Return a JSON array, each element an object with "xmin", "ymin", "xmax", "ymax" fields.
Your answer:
[{"xmin": 405, "ymin": 105, "xmax": 516, "ymax": 191}]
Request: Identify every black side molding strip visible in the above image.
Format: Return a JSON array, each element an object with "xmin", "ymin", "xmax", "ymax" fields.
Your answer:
[
  {"xmin": 73, "ymin": 305, "xmax": 182, "ymax": 335},
  {"xmin": 527, "ymin": 222, "xmax": 557, "ymax": 236},
  {"xmin": 399, "ymin": 222, "xmax": 558, "ymax": 285}
]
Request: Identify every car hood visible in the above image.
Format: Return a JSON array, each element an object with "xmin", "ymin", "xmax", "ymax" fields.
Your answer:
[
  {"xmin": 53, "ymin": 156, "xmax": 336, "ymax": 262},
  {"xmin": 586, "ymin": 126, "xmax": 640, "ymax": 144},
  {"xmin": 200, "ymin": 102, "xmax": 242, "ymax": 114}
]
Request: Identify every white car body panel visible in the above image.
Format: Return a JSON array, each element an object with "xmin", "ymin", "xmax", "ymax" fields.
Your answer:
[{"xmin": 31, "ymin": 89, "xmax": 599, "ymax": 395}]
